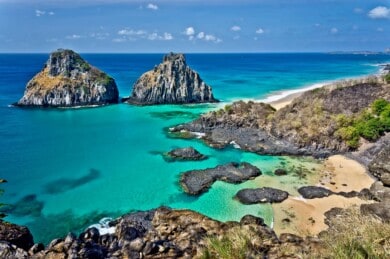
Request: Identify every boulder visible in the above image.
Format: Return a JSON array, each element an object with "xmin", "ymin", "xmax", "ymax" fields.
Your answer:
[
  {"xmin": 165, "ymin": 147, "xmax": 206, "ymax": 161},
  {"xmin": 126, "ymin": 53, "xmax": 218, "ymax": 105},
  {"xmin": 298, "ymin": 186, "xmax": 334, "ymax": 199},
  {"xmin": 17, "ymin": 49, "xmax": 119, "ymax": 107},
  {"xmin": 369, "ymin": 146, "xmax": 390, "ymax": 186},
  {"xmin": 180, "ymin": 162, "xmax": 261, "ymax": 195},
  {"xmin": 0, "ymin": 221, "xmax": 34, "ymax": 251},
  {"xmin": 274, "ymin": 168, "xmax": 287, "ymax": 176},
  {"xmin": 235, "ymin": 187, "xmax": 289, "ymax": 204},
  {"xmin": 361, "ymin": 200, "xmax": 390, "ymax": 222}
]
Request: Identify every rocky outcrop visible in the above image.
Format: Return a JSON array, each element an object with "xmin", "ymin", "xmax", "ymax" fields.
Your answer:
[
  {"xmin": 125, "ymin": 53, "xmax": 218, "ymax": 105},
  {"xmin": 361, "ymin": 201, "xmax": 390, "ymax": 222},
  {"xmin": 0, "ymin": 221, "xmax": 34, "ymax": 251},
  {"xmin": 274, "ymin": 168, "xmax": 287, "ymax": 176},
  {"xmin": 0, "ymin": 207, "xmax": 324, "ymax": 258},
  {"xmin": 368, "ymin": 146, "xmax": 390, "ymax": 186},
  {"xmin": 298, "ymin": 186, "xmax": 334, "ymax": 199},
  {"xmin": 17, "ymin": 49, "xmax": 119, "ymax": 107},
  {"xmin": 165, "ymin": 147, "xmax": 206, "ymax": 161},
  {"xmin": 235, "ymin": 187, "xmax": 289, "ymax": 204},
  {"xmin": 170, "ymin": 79, "xmax": 390, "ymax": 157},
  {"xmin": 180, "ymin": 162, "xmax": 261, "ymax": 195}
]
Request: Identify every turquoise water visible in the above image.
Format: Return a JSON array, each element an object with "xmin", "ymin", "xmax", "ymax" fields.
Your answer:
[{"xmin": 0, "ymin": 53, "xmax": 389, "ymax": 244}]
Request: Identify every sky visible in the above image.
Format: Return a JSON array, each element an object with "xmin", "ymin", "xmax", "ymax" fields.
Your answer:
[{"xmin": 0, "ymin": 0, "xmax": 389, "ymax": 53}]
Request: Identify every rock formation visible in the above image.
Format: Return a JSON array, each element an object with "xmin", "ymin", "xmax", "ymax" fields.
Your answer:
[
  {"xmin": 369, "ymin": 146, "xmax": 390, "ymax": 186},
  {"xmin": 125, "ymin": 53, "xmax": 218, "ymax": 105},
  {"xmin": 180, "ymin": 162, "xmax": 261, "ymax": 195},
  {"xmin": 17, "ymin": 49, "xmax": 119, "ymax": 107},
  {"xmin": 235, "ymin": 187, "xmax": 289, "ymax": 204},
  {"xmin": 0, "ymin": 207, "xmax": 325, "ymax": 258},
  {"xmin": 165, "ymin": 147, "xmax": 207, "ymax": 161},
  {"xmin": 170, "ymin": 77, "xmax": 390, "ymax": 157}
]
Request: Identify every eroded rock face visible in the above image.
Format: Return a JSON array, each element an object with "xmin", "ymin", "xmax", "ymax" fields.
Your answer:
[
  {"xmin": 17, "ymin": 49, "xmax": 119, "ymax": 107},
  {"xmin": 0, "ymin": 221, "xmax": 34, "ymax": 251},
  {"xmin": 180, "ymin": 162, "xmax": 261, "ymax": 195},
  {"xmin": 126, "ymin": 53, "xmax": 218, "ymax": 105},
  {"xmin": 369, "ymin": 146, "xmax": 390, "ymax": 186},
  {"xmin": 235, "ymin": 187, "xmax": 289, "ymax": 204},
  {"xmin": 2, "ymin": 207, "xmax": 321, "ymax": 259}
]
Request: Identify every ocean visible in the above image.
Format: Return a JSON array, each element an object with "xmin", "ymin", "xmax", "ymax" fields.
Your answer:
[{"xmin": 0, "ymin": 53, "xmax": 389, "ymax": 244}]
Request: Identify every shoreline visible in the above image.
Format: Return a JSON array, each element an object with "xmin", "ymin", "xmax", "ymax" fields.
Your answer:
[{"xmin": 272, "ymin": 155, "xmax": 375, "ymax": 236}]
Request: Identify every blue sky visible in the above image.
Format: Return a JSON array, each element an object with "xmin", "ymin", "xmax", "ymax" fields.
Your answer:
[{"xmin": 0, "ymin": 0, "xmax": 389, "ymax": 53}]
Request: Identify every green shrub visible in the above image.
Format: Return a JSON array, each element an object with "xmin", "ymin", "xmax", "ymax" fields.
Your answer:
[
  {"xmin": 385, "ymin": 73, "xmax": 390, "ymax": 84},
  {"xmin": 335, "ymin": 99, "xmax": 390, "ymax": 148}
]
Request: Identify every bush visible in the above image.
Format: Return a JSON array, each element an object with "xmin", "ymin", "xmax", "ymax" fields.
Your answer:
[{"xmin": 336, "ymin": 99, "xmax": 390, "ymax": 148}]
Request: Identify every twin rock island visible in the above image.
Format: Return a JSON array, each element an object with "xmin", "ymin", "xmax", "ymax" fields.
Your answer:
[{"xmin": 16, "ymin": 49, "xmax": 217, "ymax": 107}]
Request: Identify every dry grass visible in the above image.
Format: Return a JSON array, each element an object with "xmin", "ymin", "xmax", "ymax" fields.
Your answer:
[{"xmin": 314, "ymin": 207, "xmax": 390, "ymax": 259}]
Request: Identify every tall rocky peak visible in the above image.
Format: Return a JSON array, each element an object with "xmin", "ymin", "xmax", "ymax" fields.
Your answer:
[
  {"xmin": 16, "ymin": 49, "xmax": 119, "ymax": 107},
  {"xmin": 46, "ymin": 49, "xmax": 90, "ymax": 77},
  {"xmin": 126, "ymin": 52, "xmax": 218, "ymax": 105}
]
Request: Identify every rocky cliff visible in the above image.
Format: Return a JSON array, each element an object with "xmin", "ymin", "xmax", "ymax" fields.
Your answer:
[
  {"xmin": 171, "ymin": 76, "xmax": 390, "ymax": 157},
  {"xmin": 0, "ymin": 207, "xmax": 321, "ymax": 258},
  {"xmin": 125, "ymin": 53, "xmax": 218, "ymax": 105},
  {"xmin": 17, "ymin": 49, "xmax": 119, "ymax": 107}
]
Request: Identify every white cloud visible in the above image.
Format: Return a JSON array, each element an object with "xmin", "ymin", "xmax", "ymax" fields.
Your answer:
[
  {"xmin": 184, "ymin": 27, "xmax": 195, "ymax": 36},
  {"xmin": 118, "ymin": 29, "xmax": 146, "ymax": 36},
  {"xmin": 256, "ymin": 28, "xmax": 264, "ymax": 34},
  {"xmin": 163, "ymin": 32, "xmax": 173, "ymax": 40},
  {"xmin": 113, "ymin": 38, "xmax": 126, "ymax": 43},
  {"xmin": 231, "ymin": 25, "xmax": 241, "ymax": 31},
  {"xmin": 48, "ymin": 11, "xmax": 55, "ymax": 15},
  {"xmin": 66, "ymin": 34, "xmax": 82, "ymax": 40},
  {"xmin": 90, "ymin": 32, "xmax": 110, "ymax": 40},
  {"xmin": 204, "ymin": 34, "xmax": 222, "ymax": 43},
  {"xmin": 368, "ymin": 6, "xmax": 390, "ymax": 19},
  {"xmin": 330, "ymin": 28, "xmax": 338, "ymax": 34},
  {"xmin": 354, "ymin": 8, "xmax": 363, "ymax": 14},
  {"xmin": 197, "ymin": 32, "xmax": 205, "ymax": 39},
  {"xmin": 147, "ymin": 3, "xmax": 158, "ymax": 10},
  {"xmin": 35, "ymin": 10, "xmax": 45, "ymax": 17},
  {"xmin": 377, "ymin": 27, "xmax": 384, "ymax": 32}
]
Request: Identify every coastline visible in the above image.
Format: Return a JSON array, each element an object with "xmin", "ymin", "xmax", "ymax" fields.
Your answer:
[{"xmin": 272, "ymin": 155, "xmax": 375, "ymax": 236}]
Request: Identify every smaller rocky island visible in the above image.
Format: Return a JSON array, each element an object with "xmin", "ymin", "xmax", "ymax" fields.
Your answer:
[
  {"xmin": 125, "ymin": 53, "xmax": 218, "ymax": 105},
  {"xmin": 235, "ymin": 187, "xmax": 289, "ymax": 204},
  {"xmin": 164, "ymin": 147, "xmax": 207, "ymax": 161},
  {"xmin": 17, "ymin": 49, "xmax": 119, "ymax": 107},
  {"xmin": 180, "ymin": 162, "xmax": 261, "ymax": 195}
]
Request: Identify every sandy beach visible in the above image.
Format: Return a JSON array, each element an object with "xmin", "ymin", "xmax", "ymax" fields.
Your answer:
[
  {"xmin": 272, "ymin": 155, "xmax": 375, "ymax": 236},
  {"xmin": 268, "ymin": 92, "xmax": 302, "ymax": 110}
]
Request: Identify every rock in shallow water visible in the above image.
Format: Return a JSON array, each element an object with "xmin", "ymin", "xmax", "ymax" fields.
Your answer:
[
  {"xmin": 235, "ymin": 187, "xmax": 289, "ymax": 204},
  {"xmin": 165, "ymin": 147, "xmax": 207, "ymax": 161},
  {"xmin": 180, "ymin": 162, "xmax": 262, "ymax": 195},
  {"xmin": 125, "ymin": 52, "xmax": 218, "ymax": 105},
  {"xmin": 16, "ymin": 49, "xmax": 119, "ymax": 107},
  {"xmin": 298, "ymin": 186, "xmax": 334, "ymax": 199}
]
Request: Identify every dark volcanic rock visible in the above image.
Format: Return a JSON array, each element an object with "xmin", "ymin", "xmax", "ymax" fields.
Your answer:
[
  {"xmin": 235, "ymin": 187, "xmax": 289, "ymax": 204},
  {"xmin": 298, "ymin": 186, "xmax": 334, "ymax": 199},
  {"xmin": 0, "ymin": 221, "xmax": 34, "ymax": 251},
  {"xmin": 165, "ymin": 147, "xmax": 206, "ymax": 161},
  {"xmin": 17, "ymin": 49, "xmax": 119, "ymax": 107},
  {"xmin": 274, "ymin": 168, "xmax": 287, "ymax": 176},
  {"xmin": 170, "ymin": 78, "xmax": 390, "ymax": 157},
  {"xmin": 126, "ymin": 53, "xmax": 218, "ymax": 105},
  {"xmin": 180, "ymin": 162, "xmax": 261, "ymax": 195},
  {"xmin": 368, "ymin": 146, "xmax": 390, "ymax": 186}
]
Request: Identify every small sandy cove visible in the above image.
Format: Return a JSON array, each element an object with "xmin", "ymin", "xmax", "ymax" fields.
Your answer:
[{"xmin": 272, "ymin": 155, "xmax": 375, "ymax": 236}]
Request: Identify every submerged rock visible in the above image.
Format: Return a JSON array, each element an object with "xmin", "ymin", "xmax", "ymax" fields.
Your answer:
[
  {"xmin": 235, "ymin": 187, "xmax": 289, "ymax": 204},
  {"xmin": 180, "ymin": 162, "xmax": 261, "ymax": 195},
  {"xmin": 17, "ymin": 49, "xmax": 119, "ymax": 107},
  {"xmin": 125, "ymin": 53, "xmax": 218, "ymax": 105},
  {"xmin": 165, "ymin": 147, "xmax": 206, "ymax": 161}
]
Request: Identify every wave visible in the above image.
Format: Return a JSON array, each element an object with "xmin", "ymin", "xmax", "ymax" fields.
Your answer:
[{"xmin": 87, "ymin": 217, "xmax": 116, "ymax": 235}]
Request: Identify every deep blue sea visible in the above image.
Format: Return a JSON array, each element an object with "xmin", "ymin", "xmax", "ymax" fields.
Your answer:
[{"xmin": 0, "ymin": 53, "xmax": 389, "ymax": 244}]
